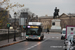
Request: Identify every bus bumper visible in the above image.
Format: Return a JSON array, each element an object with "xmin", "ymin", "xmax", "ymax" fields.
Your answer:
[{"xmin": 26, "ymin": 36, "xmax": 42, "ymax": 40}]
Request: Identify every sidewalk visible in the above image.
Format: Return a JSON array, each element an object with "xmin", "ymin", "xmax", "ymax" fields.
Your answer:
[{"xmin": 0, "ymin": 37, "xmax": 26, "ymax": 48}]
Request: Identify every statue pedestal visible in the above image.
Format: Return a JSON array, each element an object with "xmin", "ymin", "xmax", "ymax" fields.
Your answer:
[{"xmin": 51, "ymin": 19, "xmax": 61, "ymax": 32}]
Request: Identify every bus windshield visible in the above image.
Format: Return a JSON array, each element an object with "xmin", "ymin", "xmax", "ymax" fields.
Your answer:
[{"xmin": 26, "ymin": 28, "xmax": 40, "ymax": 35}]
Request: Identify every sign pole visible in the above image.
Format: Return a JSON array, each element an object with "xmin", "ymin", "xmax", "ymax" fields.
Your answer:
[
  {"xmin": 7, "ymin": 23, "xmax": 10, "ymax": 43},
  {"xmin": 8, "ymin": 27, "xmax": 9, "ymax": 43}
]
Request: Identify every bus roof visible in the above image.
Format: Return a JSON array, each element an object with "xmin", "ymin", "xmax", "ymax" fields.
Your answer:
[{"xmin": 28, "ymin": 22, "xmax": 42, "ymax": 25}]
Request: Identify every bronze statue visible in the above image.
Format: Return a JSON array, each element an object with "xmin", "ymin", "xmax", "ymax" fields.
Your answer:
[{"xmin": 53, "ymin": 7, "xmax": 59, "ymax": 19}]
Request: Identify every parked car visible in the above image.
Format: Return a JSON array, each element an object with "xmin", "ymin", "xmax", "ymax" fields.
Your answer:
[{"xmin": 61, "ymin": 28, "xmax": 66, "ymax": 40}]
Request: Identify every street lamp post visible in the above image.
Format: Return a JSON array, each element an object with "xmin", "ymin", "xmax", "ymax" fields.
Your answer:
[{"xmin": 13, "ymin": 12, "xmax": 17, "ymax": 41}]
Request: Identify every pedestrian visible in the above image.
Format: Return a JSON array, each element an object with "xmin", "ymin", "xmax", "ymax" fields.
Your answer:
[{"xmin": 47, "ymin": 28, "xmax": 49, "ymax": 34}]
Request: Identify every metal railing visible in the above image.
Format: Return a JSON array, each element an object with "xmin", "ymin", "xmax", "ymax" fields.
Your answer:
[{"xmin": 0, "ymin": 29, "xmax": 20, "ymax": 34}]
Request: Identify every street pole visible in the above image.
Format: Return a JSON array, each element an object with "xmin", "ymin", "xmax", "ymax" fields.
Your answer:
[
  {"xmin": 24, "ymin": 15, "xmax": 25, "ymax": 31},
  {"xmin": 13, "ymin": 12, "xmax": 16, "ymax": 41},
  {"xmin": 8, "ymin": 27, "xmax": 9, "ymax": 42},
  {"xmin": 7, "ymin": 23, "xmax": 10, "ymax": 43}
]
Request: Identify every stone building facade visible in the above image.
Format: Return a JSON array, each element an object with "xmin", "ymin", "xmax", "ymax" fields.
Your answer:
[
  {"xmin": 38, "ymin": 16, "xmax": 53, "ymax": 29},
  {"xmin": 37, "ymin": 13, "xmax": 75, "ymax": 29}
]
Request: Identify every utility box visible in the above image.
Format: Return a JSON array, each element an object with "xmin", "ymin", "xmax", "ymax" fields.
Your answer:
[{"xmin": 28, "ymin": 22, "xmax": 42, "ymax": 25}]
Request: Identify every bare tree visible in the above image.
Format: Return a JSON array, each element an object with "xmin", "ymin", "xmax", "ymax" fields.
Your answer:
[{"xmin": 0, "ymin": 0, "xmax": 24, "ymax": 29}]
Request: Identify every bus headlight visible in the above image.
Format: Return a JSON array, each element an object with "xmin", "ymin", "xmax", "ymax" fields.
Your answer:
[
  {"xmin": 26, "ymin": 36, "xmax": 28, "ymax": 38},
  {"xmin": 38, "ymin": 37, "xmax": 41, "ymax": 40}
]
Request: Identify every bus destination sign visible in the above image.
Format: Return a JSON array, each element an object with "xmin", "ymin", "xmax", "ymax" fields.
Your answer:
[{"xmin": 27, "ymin": 26, "xmax": 39, "ymax": 28}]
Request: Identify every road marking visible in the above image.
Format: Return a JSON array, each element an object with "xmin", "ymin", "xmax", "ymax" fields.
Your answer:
[
  {"xmin": 56, "ymin": 37, "xmax": 59, "ymax": 39},
  {"xmin": 26, "ymin": 39, "xmax": 49, "ymax": 50},
  {"xmin": 52, "ymin": 37, "xmax": 54, "ymax": 38},
  {"xmin": 50, "ymin": 37, "xmax": 59, "ymax": 39},
  {"xmin": 44, "ymin": 36, "xmax": 46, "ymax": 39}
]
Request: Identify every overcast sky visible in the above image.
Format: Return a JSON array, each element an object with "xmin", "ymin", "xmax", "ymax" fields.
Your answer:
[{"xmin": 9, "ymin": 0, "xmax": 75, "ymax": 17}]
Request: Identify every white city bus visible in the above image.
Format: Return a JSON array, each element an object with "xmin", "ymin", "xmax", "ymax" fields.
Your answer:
[{"xmin": 26, "ymin": 22, "xmax": 44, "ymax": 40}]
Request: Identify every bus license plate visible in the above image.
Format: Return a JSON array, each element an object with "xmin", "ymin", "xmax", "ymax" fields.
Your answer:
[
  {"xmin": 29, "ymin": 35, "xmax": 35, "ymax": 37},
  {"xmin": 33, "ymin": 35, "xmax": 35, "ymax": 37}
]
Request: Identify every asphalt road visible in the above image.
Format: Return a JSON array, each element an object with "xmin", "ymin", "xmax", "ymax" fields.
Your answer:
[{"xmin": 0, "ymin": 32, "xmax": 65, "ymax": 50}]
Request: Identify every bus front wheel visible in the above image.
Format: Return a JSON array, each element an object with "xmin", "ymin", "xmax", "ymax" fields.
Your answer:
[{"xmin": 40, "ymin": 36, "xmax": 44, "ymax": 40}]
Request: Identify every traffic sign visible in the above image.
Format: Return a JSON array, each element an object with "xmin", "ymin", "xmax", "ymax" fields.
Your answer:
[
  {"xmin": 19, "ymin": 18, "xmax": 26, "ymax": 25},
  {"xmin": 23, "ymin": 26, "xmax": 26, "ymax": 28},
  {"xmin": 7, "ymin": 23, "xmax": 10, "ymax": 27}
]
